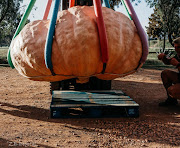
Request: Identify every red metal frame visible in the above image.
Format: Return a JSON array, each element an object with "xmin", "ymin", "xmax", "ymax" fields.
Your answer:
[
  {"xmin": 69, "ymin": 0, "xmax": 75, "ymax": 8},
  {"xmin": 123, "ymin": 0, "xmax": 148, "ymax": 64},
  {"xmin": 43, "ymin": 0, "xmax": 53, "ymax": 20},
  {"xmin": 43, "ymin": 0, "xmax": 147, "ymax": 72},
  {"xmin": 93, "ymin": 0, "xmax": 109, "ymax": 64}
]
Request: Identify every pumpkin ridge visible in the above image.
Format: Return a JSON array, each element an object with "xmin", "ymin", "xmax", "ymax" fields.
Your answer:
[{"xmin": 10, "ymin": 6, "xmax": 143, "ymax": 83}]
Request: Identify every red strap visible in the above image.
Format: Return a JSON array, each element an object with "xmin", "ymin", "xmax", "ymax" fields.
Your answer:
[
  {"xmin": 124, "ymin": 0, "xmax": 149, "ymax": 64},
  {"xmin": 43, "ymin": 0, "xmax": 53, "ymax": 20},
  {"xmin": 69, "ymin": 0, "xmax": 75, "ymax": 8},
  {"xmin": 93, "ymin": 0, "xmax": 109, "ymax": 63}
]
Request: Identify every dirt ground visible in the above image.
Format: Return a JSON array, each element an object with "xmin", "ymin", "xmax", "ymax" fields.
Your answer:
[{"xmin": 0, "ymin": 66, "xmax": 180, "ymax": 148}]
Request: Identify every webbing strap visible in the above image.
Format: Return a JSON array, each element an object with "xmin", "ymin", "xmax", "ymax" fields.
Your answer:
[
  {"xmin": 69, "ymin": 0, "xmax": 75, "ymax": 8},
  {"xmin": 104, "ymin": 0, "xmax": 110, "ymax": 8},
  {"xmin": 44, "ymin": 0, "xmax": 61, "ymax": 75},
  {"xmin": 122, "ymin": 0, "xmax": 149, "ymax": 64},
  {"xmin": 93, "ymin": 0, "xmax": 109, "ymax": 74},
  {"xmin": 8, "ymin": 0, "xmax": 37, "ymax": 69},
  {"xmin": 45, "ymin": 0, "xmax": 109, "ymax": 75},
  {"xmin": 43, "ymin": 0, "xmax": 53, "ymax": 20}
]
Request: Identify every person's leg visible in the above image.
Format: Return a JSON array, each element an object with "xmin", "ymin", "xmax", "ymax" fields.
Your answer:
[
  {"xmin": 161, "ymin": 69, "xmax": 179, "ymax": 90},
  {"xmin": 159, "ymin": 69, "xmax": 179, "ymax": 106},
  {"xmin": 168, "ymin": 83, "xmax": 180, "ymax": 100}
]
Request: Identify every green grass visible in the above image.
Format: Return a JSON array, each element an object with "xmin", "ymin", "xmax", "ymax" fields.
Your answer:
[
  {"xmin": 149, "ymin": 40, "xmax": 173, "ymax": 49},
  {"xmin": 147, "ymin": 52, "xmax": 158, "ymax": 60},
  {"xmin": 143, "ymin": 48, "xmax": 175, "ymax": 70},
  {"xmin": 142, "ymin": 59, "xmax": 174, "ymax": 70}
]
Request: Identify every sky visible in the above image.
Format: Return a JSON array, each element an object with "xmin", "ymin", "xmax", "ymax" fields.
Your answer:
[{"xmin": 21, "ymin": 0, "xmax": 154, "ymax": 32}]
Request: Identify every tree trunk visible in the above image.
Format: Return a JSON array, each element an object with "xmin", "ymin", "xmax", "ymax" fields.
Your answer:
[
  {"xmin": 0, "ymin": 0, "xmax": 10, "ymax": 24},
  {"xmin": 168, "ymin": 33, "xmax": 174, "ymax": 47},
  {"xmin": 163, "ymin": 33, "xmax": 166, "ymax": 51}
]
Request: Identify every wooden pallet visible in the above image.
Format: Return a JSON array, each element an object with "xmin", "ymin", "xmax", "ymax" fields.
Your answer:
[{"xmin": 50, "ymin": 90, "xmax": 139, "ymax": 118}]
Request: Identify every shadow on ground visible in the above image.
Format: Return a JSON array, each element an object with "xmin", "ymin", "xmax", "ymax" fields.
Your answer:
[
  {"xmin": 0, "ymin": 79, "xmax": 180, "ymax": 146},
  {"xmin": 0, "ymin": 137, "xmax": 55, "ymax": 148}
]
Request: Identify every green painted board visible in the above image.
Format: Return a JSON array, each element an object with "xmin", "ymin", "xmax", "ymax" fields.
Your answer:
[{"xmin": 51, "ymin": 90, "xmax": 139, "ymax": 107}]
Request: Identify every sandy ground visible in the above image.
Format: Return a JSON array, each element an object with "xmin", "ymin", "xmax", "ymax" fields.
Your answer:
[{"xmin": 0, "ymin": 67, "xmax": 180, "ymax": 148}]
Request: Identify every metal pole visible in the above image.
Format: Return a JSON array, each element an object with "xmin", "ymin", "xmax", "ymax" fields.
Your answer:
[{"xmin": 43, "ymin": 0, "xmax": 53, "ymax": 20}]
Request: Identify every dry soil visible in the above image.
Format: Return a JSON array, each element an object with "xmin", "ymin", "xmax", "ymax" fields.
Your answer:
[{"xmin": 0, "ymin": 67, "xmax": 180, "ymax": 148}]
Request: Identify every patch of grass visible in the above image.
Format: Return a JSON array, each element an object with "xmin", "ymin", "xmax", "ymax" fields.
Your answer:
[
  {"xmin": 0, "ymin": 47, "xmax": 8, "ymax": 64},
  {"xmin": 143, "ymin": 59, "xmax": 174, "ymax": 70},
  {"xmin": 149, "ymin": 40, "xmax": 173, "ymax": 49},
  {"xmin": 147, "ymin": 53, "xmax": 158, "ymax": 60},
  {"xmin": 145, "ymin": 59, "xmax": 163, "ymax": 65}
]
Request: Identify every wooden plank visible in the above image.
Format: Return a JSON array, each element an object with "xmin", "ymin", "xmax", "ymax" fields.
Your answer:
[
  {"xmin": 52, "ymin": 98, "xmax": 133, "ymax": 102},
  {"xmin": 50, "ymin": 90, "xmax": 139, "ymax": 118},
  {"xmin": 51, "ymin": 100, "xmax": 138, "ymax": 106},
  {"xmin": 52, "ymin": 90, "xmax": 124, "ymax": 96},
  {"xmin": 53, "ymin": 94, "xmax": 130, "ymax": 99},
  {"xmin": 51, "ymin": 102, "xmax": 139, "ymax": 108},
  {"xmin": 53, "ymin": 90, "xmax": 128, "ymax": 98},
  {"xmin": 51, "ymin": 99, "xmax": 138, "ymax": 107},
  {"xmin": 52, "ymin": 98, "xmax": 134, "ymax": 103},
  {"xmin": 51, "ymin": 91, "xmax": 138, "ymax": 106}
]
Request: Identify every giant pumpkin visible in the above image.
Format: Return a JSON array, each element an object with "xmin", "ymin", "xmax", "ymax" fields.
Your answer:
[{"xmin": 10, "ymin": 6, "xmax": 143, "ymax": 83}]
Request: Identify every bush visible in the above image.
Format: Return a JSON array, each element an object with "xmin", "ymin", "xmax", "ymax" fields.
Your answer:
[{"xmin": 0, "ymin": 47, "xmax": 8, "ymax": 64}]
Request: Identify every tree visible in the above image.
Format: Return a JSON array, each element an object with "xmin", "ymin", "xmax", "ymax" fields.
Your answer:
[
  {"xmin": 0, "ymin": 0, "xmax": 23, "ymax": 46},
  {"xmin": 146, "ymin": 7, "xmax": 166, "ymax": 49},
  {"xmin": 109, "ymin": 0, "xmax": 141, "ymax": 9},
  {"xmin": 146, "ymin": 0, "xmax": 180, "ymax": 47},
  {"xmin": 146, "ymin": 7, "xmax": 163, "ymax": 38}
]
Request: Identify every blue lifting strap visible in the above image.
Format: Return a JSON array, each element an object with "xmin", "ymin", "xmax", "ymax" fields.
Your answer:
[
  {"xmin": 104, "ymin": 0, "xmax": 110, "ymax": 8},
  {"xmin": 44, "ymin": 0, "xmax": 61, "ymax": 75}
]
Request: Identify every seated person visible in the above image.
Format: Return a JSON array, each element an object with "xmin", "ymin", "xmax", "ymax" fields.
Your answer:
[{"xmin": 158, "ymin": 37, "xmax": 180, "ymax": 106}]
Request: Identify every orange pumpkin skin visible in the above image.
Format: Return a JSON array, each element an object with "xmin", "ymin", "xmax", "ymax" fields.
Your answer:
[{"xmin": 11, "ymin": 6, "xmax": 142, "ymax": 83}]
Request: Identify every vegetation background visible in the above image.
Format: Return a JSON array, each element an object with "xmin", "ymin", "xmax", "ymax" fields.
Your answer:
[{"xmin": 0, "ymin": 0, "xmax": 179, "ymax": 68}]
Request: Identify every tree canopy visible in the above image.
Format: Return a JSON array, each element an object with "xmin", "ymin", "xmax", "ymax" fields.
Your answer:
[
  {"xmin": 146, "ymin": 0, "xmax": 180, "ymax": 47},
  {"xmin": 0, "ymin": 0, "xmax": 23, "ymax": 46},
  {"xmin": 0, "ymin": 0, "xmax": 142, "ymax": 46},
  {"xmin": 2, "ymin": 0, "xmax": 179, "ymax": 48},
  {"xmin": 146, "ymin": 7, "xmax": 163, "ymax": 38},
  {"xmin": 109, "ymin": 0, "xmax": 142, "ymax": 9}
]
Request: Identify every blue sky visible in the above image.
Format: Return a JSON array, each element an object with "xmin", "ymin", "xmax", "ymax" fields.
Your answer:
[
  {"xmin": 115, "ymin": 1, "xmax": 154, "ymax": 31},
  {"xmin": 22, "ymin": 0, "xmax": 154, "ymax": 32}
]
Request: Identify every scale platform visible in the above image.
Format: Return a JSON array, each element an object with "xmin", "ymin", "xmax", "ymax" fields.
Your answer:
[{"xmin": 50, "ymin": 90, "xmax": 139, "ymax": 118}]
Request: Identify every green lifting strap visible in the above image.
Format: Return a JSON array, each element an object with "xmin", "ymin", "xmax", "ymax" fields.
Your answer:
[
  {"xmin": 121, "ymin": 0, "xmax": 132, "ymax": 20},
  {"xmin": 7, "ymin": 0, "xmax": 36, "ymax": 68}
]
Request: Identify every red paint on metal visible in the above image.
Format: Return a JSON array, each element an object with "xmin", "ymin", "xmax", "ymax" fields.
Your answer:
[
  {"xmin": 124, "ymin": 0, "xmax": 149, "ymax": 64},
  {"xmin": 69, "ymin": 0, "xmax": 75, "ymax": 8},
  {"xmin": 43, "ymin": 0, "xmax": 53, "ymax": 20},
  {"xmin": 93, "ymin": 0, "xmax": 109, "ymax": 63}
]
